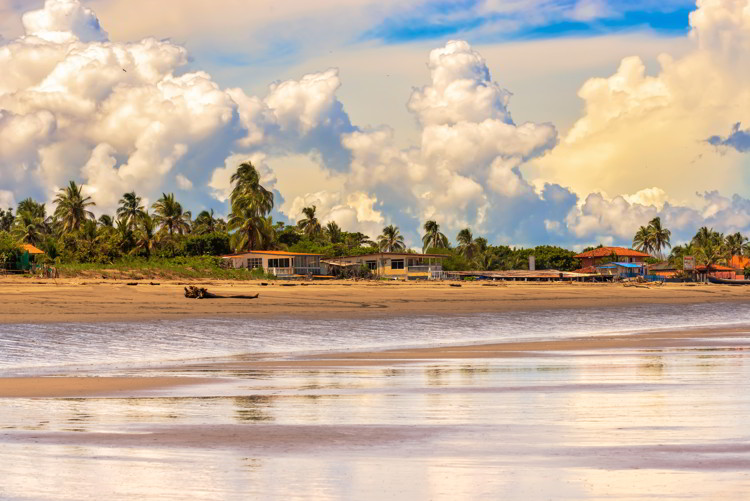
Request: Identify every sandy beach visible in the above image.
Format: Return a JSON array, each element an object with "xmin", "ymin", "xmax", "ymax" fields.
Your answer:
[
  {"xmin": 2, "ymin": 276, "xmax": 748, "ymax": 323},
  {"xmin": 2, "ymin": 278, "xmax": 750, "ymax": 500}
]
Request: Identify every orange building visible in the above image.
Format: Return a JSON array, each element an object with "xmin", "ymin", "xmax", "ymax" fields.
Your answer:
[
  {"xmin": 574, "ymin": 246, "xmax": 651, "ymax": 268},
  {"xmin": 729, "ymin": 255, "xmax": 750, "ymax": 270}
]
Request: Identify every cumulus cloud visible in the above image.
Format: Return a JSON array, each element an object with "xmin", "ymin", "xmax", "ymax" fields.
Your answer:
[
  {"xmin": 0, "ymin": 0, "xmax": 357, "ymax": 220},
  {"xmin": 3, "ymin": 0, "xmax": 750, "ymax": 250},
  {"xmin": 537, "ymin": 0, "xmax": 750, "ymax": 203},
  {"xmin": 706, "ymin": 122, "xmax": 750, "ymax": 152}
]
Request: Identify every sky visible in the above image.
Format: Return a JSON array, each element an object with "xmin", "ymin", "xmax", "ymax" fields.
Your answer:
[{"xmin": 1, "ymin": 0, "xmax": 750, "ymax": 250}]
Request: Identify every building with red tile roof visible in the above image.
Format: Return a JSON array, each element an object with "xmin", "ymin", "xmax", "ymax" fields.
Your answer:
[{"xmin": 574, "ymin": 246, "xmax": 651, "ymax": 268}]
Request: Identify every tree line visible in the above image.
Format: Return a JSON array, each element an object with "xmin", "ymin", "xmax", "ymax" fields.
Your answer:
[
  {"xmin": 632, "ymin": 217, "xmax": 750, "ymax": 269},
  {"xmin": 2, "ymin": 161, "xmax": 749, "ymax": 272}
]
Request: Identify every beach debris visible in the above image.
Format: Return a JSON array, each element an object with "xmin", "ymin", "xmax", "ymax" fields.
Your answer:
[
  {"xmin": 149, "ymin": 282, "xmax": 160, "ymax": 286},
  {"xmin": 280, "ymin": 283, "xmax": 297, "ymax": 287},
  {"xmin": 450, "ymin": 283, "xmax": 462, "ymax": 287},
  {"xmin": 183, "ymin": 286, "xmax": 259, "ymax": 300},
  {"xmin": 126, "ymin": 282, "xmax": 138, "ymax": 286}
]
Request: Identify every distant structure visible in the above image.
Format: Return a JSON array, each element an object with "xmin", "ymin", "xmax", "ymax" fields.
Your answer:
[{"xmin": 574, "ymin": 246, "xmax": 651, "ymax": 269}]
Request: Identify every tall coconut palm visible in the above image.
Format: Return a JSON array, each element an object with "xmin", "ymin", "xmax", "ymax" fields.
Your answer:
[
  {"xmin": 632, "ymin": 225, "xmax": 654, "ymax": 255},
  {"xmin": 230, "ymin": 161, "xmax": 274, "ymax": 216},
  {"xmin": 298, "ymin": 206, "xmax": 322, "ymax": 238},
  {"xmin": 152, "ymin": 193, "xmax": 191, "ymax": 236},
  {"xmin": 456, "ymin": 228, "xmax": 477, "ymax": 260},
  {"xmin": 378, "ymin": 225, "xmax": 405, "ymax": 252},
  {"xmin": 421, "ymin": 220, "xmax": 448, "ymax": 252},
  {"xmin": 647, "ymin": 217, "xmax": 671, "ymax": 259},
  {"xmin": 53, "ymin": 181, "xmax": 95, "ymax": 233},
  {"xmin": 325, "ymin": 221, "xmax": 343, "ymax": 244},
  {"xmin": 725, "ymin": 232, "xmax": 747, "ymax": 257},
  {"xmin": 132, "ymin": 213, "xmax": 158, "ymax": 258},
  {"xmin": 117, "ymin": 192, "xmax": 146, "ymax": 228}
]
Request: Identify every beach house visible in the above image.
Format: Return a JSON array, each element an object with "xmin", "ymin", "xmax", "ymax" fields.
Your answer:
[
  {"xmin": 574, "ymin": 246, "xmax": 651, "ymax": 268},
  {"xmin": 222, "ymin": 250, "xmax": 322, "ymax": 277},
  {"xmin": 323, "ymin": 252, "xmax": 446, "ymax": 280},
  {"xmin": 595, "ymin": 262, "xmax": 647, "ymax": 278}
]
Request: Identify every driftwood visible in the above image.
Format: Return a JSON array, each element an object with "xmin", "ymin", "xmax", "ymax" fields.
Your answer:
[{"xmin": 184, "ymin": 286, "xmax": 259, "ymax": 300}]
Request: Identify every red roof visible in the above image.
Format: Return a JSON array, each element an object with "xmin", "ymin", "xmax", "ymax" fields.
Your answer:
[
  {"xmin": 696, "ymin": 264, "xmax": 735, "ymax": 271},
  {"xmin": 574, "ymin": 246, "xmax": 650, "ymax": 259}
]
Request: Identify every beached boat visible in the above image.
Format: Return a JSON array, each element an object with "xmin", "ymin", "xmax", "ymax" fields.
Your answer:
[{"xmin": 707, "ymin": 276, "xmax": 750, "ymax": 285}]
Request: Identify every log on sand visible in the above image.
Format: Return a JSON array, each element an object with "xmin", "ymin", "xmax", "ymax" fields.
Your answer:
[{"xmin": 184, "ymin": 286, "xmax": 259, "ymax": 300}]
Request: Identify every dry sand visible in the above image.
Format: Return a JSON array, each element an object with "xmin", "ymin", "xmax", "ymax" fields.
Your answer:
[{"xmin": 1, "ymin": 276, "xmax": 748, "ymax": 324}]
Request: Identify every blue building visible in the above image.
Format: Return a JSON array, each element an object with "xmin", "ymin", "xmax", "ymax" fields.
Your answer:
[{"xmin": 596, "ymin": 262, "xmax": 646, "ymax": 278}]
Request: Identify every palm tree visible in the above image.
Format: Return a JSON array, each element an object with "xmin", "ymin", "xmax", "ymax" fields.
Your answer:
[
  {"xmin": 725, "ymin": 232, "xmax": 747, "ymax": 257},
  {"xmin": 378, "ymin": 225, "xmax": 405, "ymax": 252},
  {"xmin": 669, "ymin": 243, "xmax": 694, "ymax": 267},
  {"xmin": 98, "ymin": 215, "xmax": 114, "ymax": 227},
  {"xmin": 193, "ymin": 209, "xmax": 220, "ymax": 235},
  {"xmin": 692, "ymin": 227, "xmax": 726, "ymax": 268},
  {"xmin": 12, "ymin": 209, "xmax": 46, "ymax": 246},
  {"xmin": 346, "ymin": 232, "xmax": 376, "ymax": 249},
  {"xmin": 325, "ymin": 221, "xmax": 343, "ymax": 244},
  {"xmin": 53, "ymin": 181, "xmax": 95, "ymax": 233},
  {"xmin": 421, "ymin": 220, "xmax": 448, "ymax": 252},
  {"xmin": 632, "ymin": 225, "xmax": 654, "ymax": 255},
  {"xmin": 133, "ymin": 213, "xmax": 158, "ymax": 258},
  {"xmin": 456, "ymin": 228, "xmax": 477, "ymax": 260},
  {"xmin": 228, "ymin": 207, "xmax": 267, "ymax": 251},
  {"xmin": 17, "ymin": 198, "xmax": 46, "ymax": 220},
  {"xmin": 117, "ymin": 192, "xmax": 146, "ymax": 229},
  {"xmin": 648, "ymin": 217, "xmax": 671, "ymax": 259},
  {"xmin": 230, "ymin": 161, "xmax": 274, "ymax": 216},
  {"xmin": 151, "ymin": 193, "xmax": 191, "ymax": 237},
  {"xmin": 298, "ymin": 206, "xmax": 322, "ymax": 238}
]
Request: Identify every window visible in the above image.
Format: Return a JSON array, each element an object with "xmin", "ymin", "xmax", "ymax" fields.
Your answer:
[
  {"xmin": 390, "ymin": 259, "xmax": 404, "ymax": 270},
  {"xmin": 366, "ymin": 260, "xmax": 377, "ymax": 270},
  {"xmin": 268, "ymin": 258, "xmax": 290, "ymax": 268},
  {"xmin": 247, "ymin": 258, "xmax": 262, "ymax": 269}
]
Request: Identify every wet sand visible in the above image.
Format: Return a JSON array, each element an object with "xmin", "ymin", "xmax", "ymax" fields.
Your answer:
[
  {"xmin": 2, "ymin": 325, "xmax": 748, "ymax": 397},
  {"xmin": 1, "ymin": 276, "xmax": 749, "ymax": 324},
  {"xmin": 1, "ymin": 323, "xmax": 749, "ymax": 500},
  {"xmin": 0, "ymin": 376, "xmax": 216, "ymax": 398}
]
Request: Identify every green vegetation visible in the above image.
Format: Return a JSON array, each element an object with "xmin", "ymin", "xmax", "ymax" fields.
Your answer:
[
  {"xmin": 4, "ymin": 159, "xmax": 750, "ymax": 279},
  {"xmin": 667, "ymin": 227, "xmax": 750, "ymax": 269}
]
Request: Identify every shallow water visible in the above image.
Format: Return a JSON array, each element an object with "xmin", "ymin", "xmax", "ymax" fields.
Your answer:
[
  {"xmin": 1, "ymin": 306, "xmax": 750, "ymax": 500},
  {"xmin": 2, "ymin": 301, "xmax": 750, "ymax": 374}
]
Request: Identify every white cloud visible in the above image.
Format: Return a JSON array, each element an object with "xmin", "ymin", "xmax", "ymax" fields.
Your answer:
[
  {"xmin": 537, "ymin": 0, "xmax": 750, "ymax": 202},
  {"xmin": 175, "ymin": 173, "xmax": 193, "ymax": 190}
]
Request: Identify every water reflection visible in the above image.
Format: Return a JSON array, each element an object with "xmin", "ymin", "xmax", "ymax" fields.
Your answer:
[{"xmin": 1, "ymin": 314, "xmax": 750, "ymax": 500}]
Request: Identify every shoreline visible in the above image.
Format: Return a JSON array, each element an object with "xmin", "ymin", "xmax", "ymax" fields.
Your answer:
[{"xmin": 2, "ymin": 323, "xmax": 748, "ymax": 398}]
